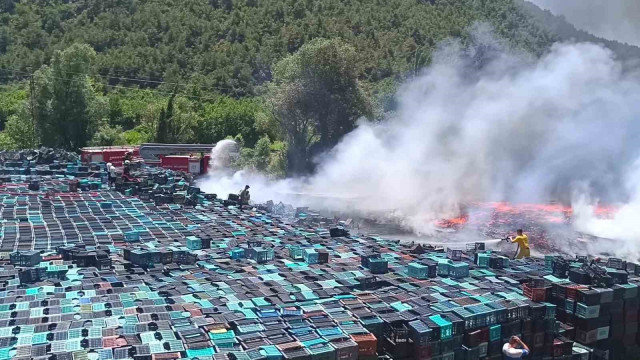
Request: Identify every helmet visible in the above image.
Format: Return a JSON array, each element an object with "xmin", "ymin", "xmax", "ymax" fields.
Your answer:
[{"xmin": 124, "ymin": 160, "xmax": 130, "ymax": 165}]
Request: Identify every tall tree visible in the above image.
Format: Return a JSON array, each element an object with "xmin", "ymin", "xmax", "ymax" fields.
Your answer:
[
  {"xmin": 155, "ymin": 87, "xmax": 178, "ymax": 143},
  {"xmin": 32, "ymin": 44, "xmax": 98, "ymax": 150},
  {"xmin": 270, "ymin": 38, "xmax": 372, "ymax": 174}
]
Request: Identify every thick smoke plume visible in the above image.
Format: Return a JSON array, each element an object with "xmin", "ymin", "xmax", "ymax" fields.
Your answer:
[
  {"xmin": 528, "ymin": 0, "xmax": 640, "ymax": 46},
  {"xmin": 200, "ymin": 31, "xmax": 640, "ymax": 258}
]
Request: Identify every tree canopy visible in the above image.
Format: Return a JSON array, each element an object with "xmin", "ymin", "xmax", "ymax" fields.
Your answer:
[{"xmin": 0, "ymin": 0, "xmax": 637, "ymax": 174}]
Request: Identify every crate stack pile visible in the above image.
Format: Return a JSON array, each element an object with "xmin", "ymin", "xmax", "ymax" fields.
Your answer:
[{"xmin": 1, "ymin": 155, "xmax": 640, "ymax": 359}]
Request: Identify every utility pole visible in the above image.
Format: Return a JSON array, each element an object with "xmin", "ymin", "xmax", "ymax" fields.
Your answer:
[{"xmin": 29, "ymin": 69, "xmax": 38, "ymax": 144}]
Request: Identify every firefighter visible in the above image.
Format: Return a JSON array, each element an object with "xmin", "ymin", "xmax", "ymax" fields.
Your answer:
[
  {"xmin": 239, "ymin": 185, "xmax": 250, "ymax": 209},
  {"xmin": 510, "ymin": 229, "xmax": 530, "ymax": 259},
  {"xmin": 123, "ymin": 160, "xmax": 131, "ymax": 178}
]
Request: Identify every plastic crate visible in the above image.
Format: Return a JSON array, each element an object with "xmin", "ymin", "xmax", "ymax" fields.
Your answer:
[
  {"xmin": 475, "ymin": 253, "xmax": 490, "ymax": 268},
  {"xmin": 429, "ymin": 315, "xmax": 453, "ymax": 340},
  {"xmin": 596, "ymin": 326, "xmax": 609, "ymax": 340},
  {"xmin": 542, "ymin": 302, "xmax": 556, "ymax": 319},
  {"xmin": 330, "ymin": 339, "xmax": 358, "ymax": 360},
  {"xmin": 408, "ymin": 320, "xmax": 432, "ymax": 346},
  {"xmin": 449, "ymin": 262, "xmax": 469, "ymax": 278},
  {"xmin": 368, "ymin": 258, "xmax": 388, "ymax": 274},
  {"xmin": 437, "ymin": 259, "xmax": 452, "ymax": 277},
  {"xmin": 572, "ymin": 344, "xmax": 592, "ymax": 360},
  {"xmin": 575, "ymin": 303, "xmax": 600, "ymax": 319},
  {"xmin": 446, "ymin": 248, "xmax": 462, "ymax": 261},
  {"xmin": 566, "ymin": 285, "xmax": 589, "ymax": 301},
  {"xmin": 408, "ymin": 263, "xmax": 430, "ymax": 279},
  {"xmin": 350, "ymin": 333, "xmax": 376, "ymax": 356},
  {"xmin": 523, "ymin": 282, "xmax": 549, "ymax": 302},
  {"xmin": 306, "ymin": 342, "xmax": 334, "ymax": 360},
  {"xmin": 489, "ymin": 325, "xmax": 501, "ymax": 342},
  {"xmin": 545, "ymin": 255, "xmax": 555, "ymax": 270},
  {"xmin": 451, "ymin": 307, "xmax": 478, "ymax": 330}
]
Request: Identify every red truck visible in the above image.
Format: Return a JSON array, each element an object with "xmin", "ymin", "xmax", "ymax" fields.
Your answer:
[{"xmin": 81, "ymin": 144, "xmax": 214, "ymax": 175}]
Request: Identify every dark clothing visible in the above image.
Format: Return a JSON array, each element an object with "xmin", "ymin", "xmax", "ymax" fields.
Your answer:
[
  {"xmin": 239, "ymin": 189, "xmax": 250, "ymax": 209},
  {"xmin": 239, "ymin": 189, "xmax": 250, "ymax": 204}
]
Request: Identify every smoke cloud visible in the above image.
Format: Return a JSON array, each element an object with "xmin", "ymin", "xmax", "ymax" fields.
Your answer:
[
  {"xmin": 200, "ymin": 30, "xmax": 640, "ymax": 258},
  {"xmin": 527, "ymin": 0, "xmax": 640, "ymax": 47}
]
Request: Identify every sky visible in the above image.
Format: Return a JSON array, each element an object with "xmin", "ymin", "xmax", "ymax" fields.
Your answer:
[{"xmin": 528, "ymin": 0, "xmax": 640, "ymax": 46}]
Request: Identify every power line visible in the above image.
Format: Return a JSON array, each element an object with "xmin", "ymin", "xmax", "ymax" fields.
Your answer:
[
  {"xmin": 0, "ymin": 66, "xmax": 240, "ymax": 96},
  {"xmin": 0, "ymin": 68, "xmax": 228, "ymax": 102}
]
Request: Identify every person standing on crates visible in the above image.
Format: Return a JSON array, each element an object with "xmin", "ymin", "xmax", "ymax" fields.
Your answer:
[
  {"xmin": 509, "ymin": 229, "xmax": 530, "ymax": 259},
  {"xmin": 107, "ymin": 163, "xmax": 117, "ymax": 188},
  {"xmin": 239, "ymin": 185, "xmax": 250, "ymax": 209},
  {"xmin": 503, "ymin": 336, "xmax": 530, "ymax": 358}
]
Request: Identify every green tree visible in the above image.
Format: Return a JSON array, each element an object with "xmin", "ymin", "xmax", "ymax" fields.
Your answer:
[
  {"xmin": 199, "ymin": 97, "xmax": 268, "ymax": 147},
  {"xmin": 0, "ymin": 132, "xmax": 15, "ymax": 150},
  {"xmin": 271, "ymin": 38, "xmax": 372, "ymax": 174},
  {"xmin": 90, "ymin": 124, "xmax": 125, "ymax": 146},
  {"xmin": 267, "ymin": 140, "xmax": 287, "ymax": 177},
  {"xmin": 156, "ymin": 105, "xmax": 173, "ymax": 144},
  {"xmin": 0, "ymin": 85, "xmax": 28, "ymax": 130},
  {"xmin": 254, "ymin": 136, "xmax": 271, "ymax": 172},
  {"xmin": 4, "ymin": 109, "xmax": 37, "ymax": 149},
  {"xmin": 32, "ymin": 44, "xmax": 99, "ymax": 150}
]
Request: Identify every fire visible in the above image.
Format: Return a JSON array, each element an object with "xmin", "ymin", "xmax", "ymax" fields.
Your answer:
[
  {"xmin": 436, "ymin": 202, "xmax": 616, "ymax": 231},
  {"xmin": 434, "ymin": 201, "xmax": 618, "ymax": 253},
  {"xmin": 435, "ymin": 215, "xmax": 469, "ymax": 228}
]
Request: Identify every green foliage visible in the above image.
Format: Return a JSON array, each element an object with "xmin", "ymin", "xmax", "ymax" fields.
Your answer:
[
  {"xmin": 1, "ymin": 0, "xmax": 632, "ymax": 175},
  {"xmin": 4, "ymin": 110, "xmax": 37, "ymax": 149},
  {"xmin": 0, "ymin": 84, "xmax": 28, "ymax": 130},
  {"xmin": 0, "ymin": 0, "xmax": 565, "ymax": 95},
  {"xmin": 254, "ymin": 136, "xmax": 271, "ymax": 172},
  {"xmin": 0, "ymin": 131, "xmax": 15, "ymax": 150},
  {"xmin": 32, "ymin": 43, "xmax": 100, "ymax": 149},
  {"xmin": 199, "ymin": 97, "xmax": 269, "ymax": 147},
  {"xmin": 271, "ymin": 38, "xmax": 371, "ymax": 174},
  {"xmin": 155, "ymin": 92, "xmax": 176, "ymax": 143},
  {"xmin": 267, "ymin": 140, "xmax": 287, "ymax": 178},
  {"xmin": 90, "ymin": 124, "xmax": 125, "ymax": 146},
  {"xmin": 235, "ymin": 137, "xmax": 287, "ymax": 177},
  {"xmin": 123, "ymin": 127, "xmax": 153, "ymax": 145}
]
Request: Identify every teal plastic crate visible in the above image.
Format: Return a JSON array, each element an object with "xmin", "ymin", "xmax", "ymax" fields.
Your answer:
[
  {"xmin": 260, "ymin": 345, "xmax": 282, "ymax": 360},
  {"xmin": 489, "ymin": 325, "xmax": 501, "ymax": 341},
  {"xmin": 476, "ymin": 253, "xmax": 490, "ymax": 268},
  {"xmin": 408, "ymin": 262, "xmax": 429, "ymax": 279},
  {"xmin": 307, "ymin": 342, "xmax": 335, "ymax": 360},
  {"xmin": 437, "ymin": 259, "xmax": 452, "ymax": 276},
  {"xmin": 429, "ymin": 314, "xmax": 453, "ymax": 339},
  {"xmin": 289, "ymin": 246, "xmax": 304, "ymax": 260},
  {"xmin": 186, "ymin": 236, "xmax": 202, "ymax": 250},
  {"xmin": 542, "ymin": 302, "xmax": 556, "ymax": 319},
  {"xmin": 545, "ymin": 255, "xmax": 555, "ymax": 270},
  {"xmin": 575, "ymin": 303, "xmax": 599, "ymax": 319},
  {"xmin": 450, "ymin": 262, "xmax": 469, "ymax": 278},
  {"xmin": 186, "ymin": 347, "xmax": 216, "ymax": 357}
]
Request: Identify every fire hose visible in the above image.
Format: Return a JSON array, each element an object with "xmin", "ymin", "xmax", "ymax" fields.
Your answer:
[{"xmin": 502, "ymin": 237, "xmax": 519, "ymax": 260}]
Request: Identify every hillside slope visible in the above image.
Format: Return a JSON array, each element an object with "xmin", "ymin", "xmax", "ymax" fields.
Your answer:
[
  {"xmin": 0, "ymin": 0, "xmax": 553, "ymax": 96},
  {"xmin": 519, "ymin": 0, "xmax": 640, "ymax": 61}
]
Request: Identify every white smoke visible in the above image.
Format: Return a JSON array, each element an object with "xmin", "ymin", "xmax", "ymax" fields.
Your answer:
[
  {"xmin": 527, "ymin": 0, "xmax": 640, "ymax": 47},
  {"xmin": 200, "ymin": 33, "xmax": 640, "ymax": 257}
]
